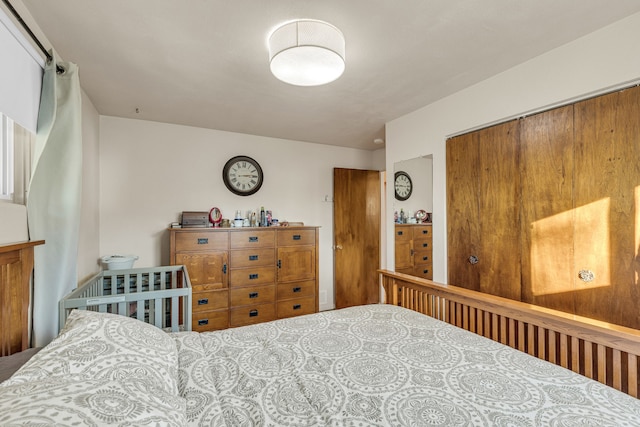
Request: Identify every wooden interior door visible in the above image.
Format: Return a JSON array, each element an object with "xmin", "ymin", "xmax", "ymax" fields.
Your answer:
[
  {"xmin": 520, "ymin": 105, "xmax": 575, "ymax": 312},
  {"xmin": 572, "ymin": 86, "xmax": 640, "ymax": 328},
  {"xmin": 334, "ymin": 168, "xmax": 380, "ymax": 308}
]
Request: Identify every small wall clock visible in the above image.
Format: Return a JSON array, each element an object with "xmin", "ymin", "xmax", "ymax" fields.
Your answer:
[
  {"xmin": 394, "ymin": 171, "xmax": 412, "ymax": 201},
  {"xmin": 222, "ymin": 155, "xmax": 264, "ymax": 196}
]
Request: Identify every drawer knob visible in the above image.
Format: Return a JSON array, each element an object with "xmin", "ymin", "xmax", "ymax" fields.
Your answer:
[
  {"xmin": 423, "ymin": 243, "xmax": 429, "ymax": 248},
  {"xmin": 249, "ymin": 309, "xmax": 258, "ymax": 317},
  {"xmin": 197, "ymin": 238, "xmax": 208, "ymax": 244},
  {"xmin": 397, "ymin": 231, "xmax": 403, "ymax": 236},
  {"xmin": 293, "ymin": 287, "xmax": 301, "ymax": 293},
  {"xmin": 293, "ymin": 304, "xmax": 301, "ymax": 310},
  {"xmin": 422, "ymin": 230, "xmax": 429, "ymax": 234},
  {"xmin": 293, "ymin": 235, "xmax": 301, "ymax": 240},
  {"xmin": 249, "ymin": 236, "xmax": 258, "ymax": 242},
  {"xmin": 198, "ymin": 319, "xmax": 209, "ymax": 326},
  {"xmin": 249, "ymin": 292, "xmax": 258, "ymax": 298},
  {"xmin": 197, "ymin": 298, "xmax": 209, "ymax": 305},
  {"xmin": 249, "ymin": 273, "xmax": 259, "ymax": 280},
  {"xmin": 469, "ymin": 255, "xmax": 479, "ymax": 265},
  {"xmin": 422, "ymin": 256, "xmax": 429, "ymax": 261},
  {"xmin": 249, "ymin": 255, "xmax": 259, "ymax": 261}
]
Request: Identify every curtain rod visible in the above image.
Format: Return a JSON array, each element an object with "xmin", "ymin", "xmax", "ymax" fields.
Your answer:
[
  {"xmin": 1, "ymin": 0, "xmax": 50, "ymax": 62},
  {"xmin": 1, "ymin": 0, "xmax": 64, "ymax": 73}
]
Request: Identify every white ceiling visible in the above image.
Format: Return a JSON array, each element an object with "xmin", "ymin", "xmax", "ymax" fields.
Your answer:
[{"xmin": 18, "ymin": 0, "xmax": 640, "ymax": 150}]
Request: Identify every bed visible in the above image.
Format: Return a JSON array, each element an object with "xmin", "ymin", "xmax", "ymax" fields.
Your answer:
[{"xmin": 2, "ymin": 295, "xmax": 640, "ymax": 425}]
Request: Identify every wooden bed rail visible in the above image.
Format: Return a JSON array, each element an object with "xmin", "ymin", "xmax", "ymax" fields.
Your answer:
[{"xmin": 379, "ymin": 269, "xmax": 640, "ymax": 398}]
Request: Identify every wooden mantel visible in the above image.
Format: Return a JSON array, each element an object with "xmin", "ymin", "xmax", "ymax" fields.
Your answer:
[{"xmin": 0, "ymin": 240, "xmax": 44, "ymax": 356}]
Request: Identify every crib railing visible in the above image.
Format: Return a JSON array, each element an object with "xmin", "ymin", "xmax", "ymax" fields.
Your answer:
[{"xmin": 379, "ymin": 269, "xmax": 640, "ymax": 398}]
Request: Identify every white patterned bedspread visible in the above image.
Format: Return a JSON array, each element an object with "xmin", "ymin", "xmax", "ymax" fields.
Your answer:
[
  {"xmin": 2, "ymin": 304, "xmax": 640, "ymax": 426},
  {"xmin": 176, "ymin": 304, "xmax": 640, "ymax": 426}
]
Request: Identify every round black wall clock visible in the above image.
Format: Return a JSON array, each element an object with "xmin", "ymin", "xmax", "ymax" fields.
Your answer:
[
  {"xmin": 394, "ymin": 171, "xmax": 412, "ymax": 201},
  {"xmin": 222, "ymin": 155, "xmax": 264, "ymax": 196}
]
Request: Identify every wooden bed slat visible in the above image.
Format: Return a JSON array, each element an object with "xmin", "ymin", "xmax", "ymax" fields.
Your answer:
[{"xmin": 380, "ymin": 270, "xmax": 640, "ymax": 398}]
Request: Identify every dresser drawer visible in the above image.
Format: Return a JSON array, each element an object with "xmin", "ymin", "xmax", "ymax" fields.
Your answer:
[
  {"xmin": 230, "ymin": 230, "xmax": 275, "ymax": 249},
  {"xmin": 193, "ymin": 289, "xmax": 228, "ymax": 312},
  {"xmin": 414, "ymin": 265, "xmax": 433, "ymax": 279},
  {"xmin": 413, "ymin": 250, "xmax": 433, "ymax": 265},
  {"xmin": 192, "ymin": 282, "xmax": 226, "ymax": 292},
  {"xmin": 230, "ymin": 248, "xmax": 275, "ymax": 268},
  {"xmin": 395, "ymin": 225, "xmax": 412, "ymax": 242},
  {"xmin": 230, "ymin": 266, "xmax": 275, "ymax": 287},
  {"xmin": 277, "ymin": 229, "xmax": 316, "ymax": 246},
  {"xmin": 413, "ymin": 239, "xmax": 432, "ymax": 250},
  {"xmin": 174, "ymin": 231, "xmax": 228, "ymax": 251},
  {"xmin": 192, "ymin": 310, "xmax": 228, "ymax": 332},
  {"xmin": 230, "ymin": 303, "xmax": 276, "ymax": 327},
  {"xmin": 277, "ymin": 280, "xmax": 315, "ymax": 300},
  {"xmin": 277, "ymin": 296, "xmax": 315, "ymax": 319},
  {"xmin": 412, "ymin": 225, "xmax": 432, "ymax": 239},
  {"xmin": 230, "ymin": 284, "xmax": 275, "ymax": 307}
]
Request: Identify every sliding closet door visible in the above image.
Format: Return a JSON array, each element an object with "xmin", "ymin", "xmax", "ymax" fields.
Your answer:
[
  {"xmin": 447, "ymin": 120, "xmax": 521, "ymax": 299},
  {"xmin": 572, "ymin": 86, "xmax": 640, "ymax": 329},
  {"xmin": 519, "ymin": 105, "xmax": 575, "ymax": 313},
  {"xmin": 447, "ymin": 132, "xmax": 481, "ymax": 291},
  {"xmin": 477, "ymin": 121, "xmax": 521, "ymax": 299}
]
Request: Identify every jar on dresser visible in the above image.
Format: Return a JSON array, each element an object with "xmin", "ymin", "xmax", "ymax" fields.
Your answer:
[{"xmin": 169, "ymin": 226, "xmax": 319, "ymax": 332}]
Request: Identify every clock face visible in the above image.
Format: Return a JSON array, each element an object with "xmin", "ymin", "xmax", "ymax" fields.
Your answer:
[
  {"xmin": 223, "ymin": 156, "xmax": 263, "ymax": 196},
  {"xmin": 394, "ymin": 171, "xmax": 412, "ymax": 201}
]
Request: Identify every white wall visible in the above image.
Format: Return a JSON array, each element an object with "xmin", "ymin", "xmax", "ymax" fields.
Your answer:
[
  {"xmin": 77, "ymin": 90, "xmax": 100, "ymax": 282},
  {"xmin": 385, "ymin": 12, "xmax": 640, "ymax": 283},
  {"xmin": 99, "ymin": 116, "xmax": 378, "ymax": 310}
]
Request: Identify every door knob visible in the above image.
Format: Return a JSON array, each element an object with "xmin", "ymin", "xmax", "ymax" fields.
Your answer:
[
  {"xmin": 335, "ymin": 245, "xmax": 343, "ymax": 250},
  {"xmin": 578, "ymin": 269, "xmax": 595, "ymax": 282}
]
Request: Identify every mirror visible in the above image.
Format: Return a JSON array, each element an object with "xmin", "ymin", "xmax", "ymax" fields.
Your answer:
[
  {"xmin": 393, "ymin": 155, "xmax": 433, "ymax": 221},
  {"xmin": 393, "ymin": 155, "xmax": 433, "ymax": 279}
]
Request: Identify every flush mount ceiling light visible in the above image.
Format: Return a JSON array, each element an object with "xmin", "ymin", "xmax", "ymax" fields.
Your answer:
[{"xmin": 268, "ymin": 19, "xmax": 345, "ymax": 86}]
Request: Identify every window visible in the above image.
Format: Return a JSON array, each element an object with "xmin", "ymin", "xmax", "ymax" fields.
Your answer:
[{"xmin": 0, "ymin": 111, "xmax": 33, "ymax": 204}]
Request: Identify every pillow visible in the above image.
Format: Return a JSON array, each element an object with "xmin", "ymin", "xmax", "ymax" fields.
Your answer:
[{"xmin": 4, "ymin": 309, "xmax": 180, "ymax": 396}]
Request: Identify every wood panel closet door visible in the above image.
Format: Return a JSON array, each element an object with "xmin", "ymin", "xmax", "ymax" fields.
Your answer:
[
  {"xmin": 447, "ymin": 131, "xmax": 481, "ymax": 291},
  {"xmin": 572, "ymin": 86, "xmax": 640, "ymax": 329},
  {"xmin": 519, "ymin": 105, "xmax": 575, "ymax": 313},
  {"xmin": 447, "ymin": 120, "xmax": 521, "ymax": 299}
]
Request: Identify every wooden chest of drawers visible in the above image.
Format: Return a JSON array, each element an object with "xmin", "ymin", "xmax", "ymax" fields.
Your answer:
[
  {"xmin": 394, "ymin": 224, "xmax": 433, "ymax": 280},
  {"xmin": 169, "ymin": 226, "xmax": 319, "ymax": 331}
]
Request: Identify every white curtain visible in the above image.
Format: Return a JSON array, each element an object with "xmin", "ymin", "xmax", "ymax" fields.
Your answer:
[{"xmin": 27, "ymin": 52, "xmax": 82, "ymax": 346}]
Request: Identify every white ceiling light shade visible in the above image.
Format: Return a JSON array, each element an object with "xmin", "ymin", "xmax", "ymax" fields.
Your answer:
[{"xmin": 268, "ymin": 20, "xmax": 345, "ymax": 86}]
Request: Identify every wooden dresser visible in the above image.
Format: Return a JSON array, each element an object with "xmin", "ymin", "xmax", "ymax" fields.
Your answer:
[
  {"xmin": 0, "ymin": 240, "xmax": 44, "ymax": 356},
  {"xmin": 394, "ymin": 224, "xmax": 432, "ymax": 280},
  {"xmin": 169, "ymin": 227, "xmax": 319, "ymax": 332}
]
